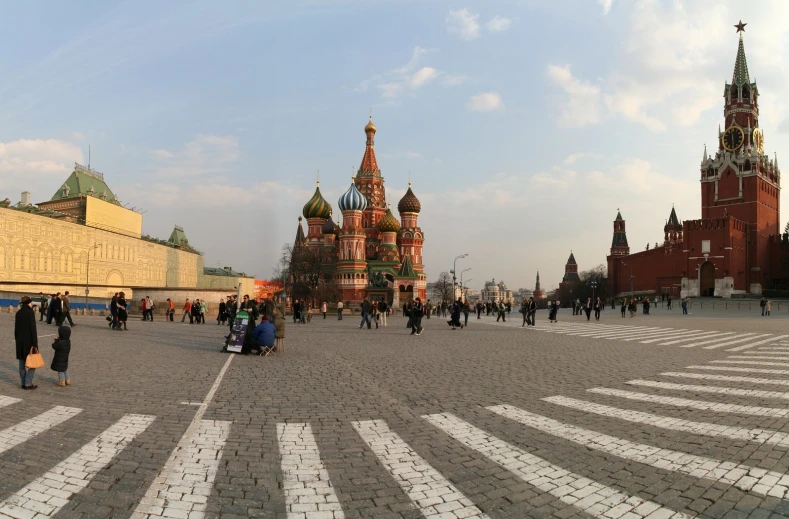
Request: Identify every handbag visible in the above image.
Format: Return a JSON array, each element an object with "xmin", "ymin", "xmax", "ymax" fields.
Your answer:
[{"xmin": 25, "ymin": 346, "xmax": 45, "ymax": 369}]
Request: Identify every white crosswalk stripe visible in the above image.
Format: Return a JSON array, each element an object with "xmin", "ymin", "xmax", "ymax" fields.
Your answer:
[
  {"xmin": 712, "ymin": 359, "xmax": 789, "ymax": 367},
  {"xmin": 0, "ymin": 396, "xmax": 21, "ymax": 409},
  {"xmin": 657, "ymin": 332, "xmax": 737, "ymax": 345},
  {"xmin": 739, "ymin": 351, "xmax": 789, "ymax": 355},
  {"xmin": 352, "ymin": 419, "xmax": 489, "ymax": 519},
  {"xmin": 423, "ymin": 412, "xmax": 692, "ymax": 519},
  {"xmin": 485, "ymin": 404, "xmax": 789, "ymax": 498},
  {"xmin": 586, "ymin": 387, "xmax": 789, "ymax": 417},
  {"xmin": 700, "ymin": 334, "xmax": 774, "ymax": 350},
  {"xmin": 131, "ymin": 419, "xmax": 232, "ymax": 519},
  {"xmin": 658, "ymin": 372, "xmax": 789, "ymax": 389},
  {"xmin": 621, "ymin": 329, "xmax": 688, "ymax": 341},
  {"xmin": 0, "ymin": 406, "xmax": 82, "ymax": 455},
  {"xmin": 727, "ymin": 335, "xmax": 789, "ymax": 352},
  {"xmin": 686, "ymin": 365, "xmax": 789, "ymax": 375},
  {"xmin": 0, "ymin": 414, "xmax": 155, "ymax": 519},
  {"xmin": 278, "ymin": 423, "xmax": 345, "ymax": 519},
  {"xmin": 727, "ymin": 355, "xmax": 789, "ymax": 361},
  {"xmin": 543, "ymin": 395, "xmax": 789, "ymax": 446},
  {"xmin": 679, "ymin": 333, "xmax": 758, "ymax": 348},
  {"xmin": 639, "ymin": 330, "xmax": 711, "ymax": 343}
]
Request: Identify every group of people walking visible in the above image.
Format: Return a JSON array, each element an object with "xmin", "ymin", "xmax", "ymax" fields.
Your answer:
[{"xmin": 38, "ymin": 291, "xmax": 76, "ymax": 327}]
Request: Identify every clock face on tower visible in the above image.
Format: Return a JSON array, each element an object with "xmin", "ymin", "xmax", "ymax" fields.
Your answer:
[
  {"xmin": 722, "ymin": 125, "xmax": 744, "ymax": 151},
  {"xmin": 753, "ymin": 128, "xmax": 764, "ymax": 154}
]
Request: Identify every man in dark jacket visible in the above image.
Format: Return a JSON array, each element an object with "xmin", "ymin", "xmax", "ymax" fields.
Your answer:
[
  {"xmin": 411, "ymin": 297, "xmax": 424, "ymax": 335},
  {"xmin": 360, "ymin": 298, "xmax": 372, "ymax": 329},
  {"xmin": 50, "ymin": 293, "xmax": 63, "ymax": 326},
  {"xmin": 16, "ymin": 296, "xmax": 39, "ymax": 389}
]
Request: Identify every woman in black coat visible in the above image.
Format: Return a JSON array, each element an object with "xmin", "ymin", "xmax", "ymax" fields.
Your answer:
[{"xmin": 15, "ymin": 296, "xmax": 39, "ymax": 389}]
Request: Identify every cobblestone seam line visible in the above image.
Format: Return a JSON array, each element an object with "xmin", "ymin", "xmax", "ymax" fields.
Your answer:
[
  {"xmin": 0, "ymin": 414, "xmax": 156, "ymax": 518},
  {"xmin": 423, "ymin": 413, "xmax": 692, "ymax": 519},
  {"xmin": 586, "ymin": 387, "xmax": 789, "ymax": 417},
  {"xmin": 277, "ymin": 422, "xmax": 345, "ymax": 519},
  {"xmin": 486, "ymin": 404, "xmax": 789, "ymax": 499},
  {"xmin": 543, "ymin": 395, "xmax": 789, "ymax": 446},
  {"xmin": 352, "ymin": 418, "xmax": 490, "ymax": 519},
  {"xmin": 0, "ymin": 406, "xmax": 82, "ymax": 455}
]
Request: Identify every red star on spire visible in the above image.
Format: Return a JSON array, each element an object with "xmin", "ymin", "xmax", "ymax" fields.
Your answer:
[{"xmin": 734, "ymin": 20, "xmax": 747, "ymax": 33}]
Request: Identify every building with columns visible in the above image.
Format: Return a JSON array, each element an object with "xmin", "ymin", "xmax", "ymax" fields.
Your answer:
[
  {"xmin": 607, "ymin": 24, "xmax": 783, "ymax": 298},
  {"xmin": 295, "ymin": 117, "xmax": 428, "ymax": 306}
]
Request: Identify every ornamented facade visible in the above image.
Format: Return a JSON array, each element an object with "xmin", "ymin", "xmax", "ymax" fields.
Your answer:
[
  {"xmin": 607, "ymin": 25, "xmax": 783, "ymax": 298},
  {"xmin": 295, "ymin": 118, "xmax": 427, "ymax": 305}
]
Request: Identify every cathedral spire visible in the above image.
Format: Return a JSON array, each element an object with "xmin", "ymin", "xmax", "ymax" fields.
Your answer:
[
  {"xmin": 358, "ymin": 116, "xmax": 380, "ymax": 177},
  {"xmin": 703, "ymin": 143, "xmax": 708, "ymax": 162}
]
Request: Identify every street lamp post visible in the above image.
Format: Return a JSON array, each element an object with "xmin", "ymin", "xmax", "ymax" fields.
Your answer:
[
  {"xmin": 84, "ymin": 243, "xmax": 100, "ymax": 312},
  {"xmin": 460, "ymin": 268, "xmax": 471, "ymax": 297},
  {"xmin": 622, "ymin": 262, "xmax": 634, "ymax": 296},
  {"xmin": 452, "ymin": 254, "xmax": 468, "ymax": 301},
  {"xmin": 461, "ymin": 278, "xmax": 473, "ymax": 298}
]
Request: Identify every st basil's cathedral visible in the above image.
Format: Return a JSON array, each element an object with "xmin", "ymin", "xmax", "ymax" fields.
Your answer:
[{"xmin": 294, "ymin": 117, "xmax": 427, "ymax": 306}]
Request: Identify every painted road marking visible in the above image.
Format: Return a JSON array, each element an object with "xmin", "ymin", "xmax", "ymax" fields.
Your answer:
[
  {"xmin": 621, "ymin": 329, "xmax": 685, "ymax": 341},
  {"xmin": 587, "ymin": 387, "xmax": 789, "ymax": 417},
  {"xmin": 727, "ymin": 336, "xmax": 789, "ymax": 352},
  {"xmin": 639, "ymin": 330, "xmax": 711, "ymax": 344},
  {"xmin": 486, "ymin": 404, "xmax": 789, "ymax": 498},
  {"xmin": 543, "ymin": 396, "xmax": 789, "ymax": 446},
  {"xmin": 701, "ymin": 334, "xmax": 774, "ymax": 350},
  {"xmin": 131, "ymin": 354, "xmax": 234, "ymax": 519},
  {"xmin": 658, "ymin": 332, "xmax": 737, "ymax": 346},
  {"xmin": 727, "ymin": 355, "xmax": 789, "ymax": 361},
  {"xmin": 658, "ymin": 373, "xmax": 789, "ymax": 389},
  {"xmin": 353, "ymin": 419, "xmax": 488, "ymax": 519},
  {"xmin": 678, "ymin": 333, "xmax": 757, "ymax": 348},
  {"xmin": 0, "ymin": 414, "xmax": 155, "ymax": 518},
  {"xmin": 278, "ymin": 423, "xmax": 345, "ymax": 519},
  {"xmin": 711, "ymin": 360, "xmax": 789, "ymax": 367},
  {"xmin": 685, "ymin": 365, "xmax": 789, "ymax": 375},
  {"xmin": 0, "ymin": 406, "xmax": 82, "ymax": 455},
  {"xmin": 0, "ymin": 395, "xmax": 21, "ymax": 409},
  {"xmin": 423, "ymin": 413, "xmax": 693, "ymax": 519}
]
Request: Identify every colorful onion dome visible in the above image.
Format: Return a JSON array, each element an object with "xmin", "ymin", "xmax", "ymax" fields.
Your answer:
[
  {"xmin": 364, "ymin": 116, "xmax": 377, "ymax": 133},
  {"xmin": 302, "ymin": 182, "xmax": 332, "ymax": 219},
  {"xmin": 377, "ymin": 206, "xmax": 401, "ymax": 233},
  {"xmin": 397, "ymin": 182, "xmax": 421, "ymax": 214},
  {"xmin": 338, "ymin": 180, "xmax": 368, "ymax": 212},
  {"xmin": 321, "ymin": 215, "xmax": 340, "ymax": 235}
]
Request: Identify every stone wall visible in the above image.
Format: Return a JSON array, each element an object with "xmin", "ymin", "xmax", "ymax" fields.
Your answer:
[{"xmin": 0, "ymin": 207, "xmax": 205, "ymax": 297}]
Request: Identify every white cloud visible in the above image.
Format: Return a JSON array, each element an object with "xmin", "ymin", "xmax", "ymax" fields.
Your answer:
[
  {"xmin": 149, "ymin": 135, "xmax": 239, "ymax": 176},
  {"xmin": 447, "ymin": 8, "xmax": 480, "ymax": 40},
  {"xmin": 599, "ymin": 0, "xmax": 613, "ymax": 15},
  {"xmin": 356, "ymin": 47, "xmax": 461, "ymax": 99},
  {"xmin": 0, "ymin": 138, "xmax": 85, "ymax": 202},
  {"xmin": 467, "ymin": 92, "xmax": 504, "ymax": 112},
  {"xmin": 546, "ymin": 65, "xmax": 601, "ymax": 126},
  {"xmin": 486, "ymin": 16, "xmax": 511, "ymax": 33},
  {"xmin": 409, "ymin": 67, "xmax": 438, "ymax": 87},
  {"xmin": 563, "ymin": 152, "xmax": 603, "ymax": 165}
]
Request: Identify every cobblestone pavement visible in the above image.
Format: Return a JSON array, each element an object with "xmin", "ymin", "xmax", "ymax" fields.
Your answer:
[{"xmin": 2, "ymin": 308, "xmax": 789, "ymax": 518}]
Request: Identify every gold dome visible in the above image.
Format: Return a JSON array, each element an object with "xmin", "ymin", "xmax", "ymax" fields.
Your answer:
[{"xmin": 364, "ymin": 116, "xmax": 377, "ymax": 133}]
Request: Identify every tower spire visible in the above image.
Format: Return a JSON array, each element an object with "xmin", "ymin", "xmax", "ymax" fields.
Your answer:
[
  {"xmin": 732, "ymin": 22, "xmax": 750, "ymax": 87},
  {"xmin": 359, "ymin": 116, "xmax": 380, "ymax": 177},
  {"xmin": 703, "ymin": 143, "xmax": 708, "ymax": 162}
]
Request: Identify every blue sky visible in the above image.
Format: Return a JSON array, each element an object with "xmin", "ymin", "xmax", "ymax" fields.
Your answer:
[{"xmin": 2, "ymin": 0, "xmax": 789, "ymax": 292}]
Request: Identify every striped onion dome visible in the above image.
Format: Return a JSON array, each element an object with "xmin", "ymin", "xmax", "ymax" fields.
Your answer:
[
  {"xmin": 302, "ymin": 183, "xmax": 332, "ymax": 219},
  {"xmin": 321, "ymin": 215, "xmax": 340, "ymax": 235},
  {"xmin": 397, "ymin": 183, "xmax": 421, "ymax": 214},
  {"xmin": 377, "ymin": 206, "xmax": 400, "ymax": 233},
  {"xmin": 338, "ymin": 180, "xmax": 367, "ymax": 212}
]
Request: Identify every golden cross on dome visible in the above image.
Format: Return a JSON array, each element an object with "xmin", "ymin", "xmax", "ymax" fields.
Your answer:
[{"xmin": 734, "ymin": 20, "xmax": 747, "ymax": 33}]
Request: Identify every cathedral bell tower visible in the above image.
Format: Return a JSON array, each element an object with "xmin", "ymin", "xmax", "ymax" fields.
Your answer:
[{"xmin": 355, "ymin": 117, "xmax": 387, "ymax": 260}]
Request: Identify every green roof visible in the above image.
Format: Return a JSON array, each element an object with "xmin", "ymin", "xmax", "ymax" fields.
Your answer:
[
  {"xmin": 50, "ymin": 164, "xmax": 119, "ymax": 204},
  {"xmin": 168, "ymin": 225, "xmax": 189, "ymax": 247},
  {"xmin": 204, "ymin": 266, "xmax": 248, "ymax": 277},
  {"xmin": 732, "ymin": 34, "xmax": 750, "ymax": 87}
]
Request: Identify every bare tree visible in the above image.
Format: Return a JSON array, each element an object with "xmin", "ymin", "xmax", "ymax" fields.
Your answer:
[
  {"xmin": 434, "ymin": 271, "xmax": 453, "ymax": 302},
  {"xmin": 273, "ymin": 242, "xmax": 339, "ymax": 308}
]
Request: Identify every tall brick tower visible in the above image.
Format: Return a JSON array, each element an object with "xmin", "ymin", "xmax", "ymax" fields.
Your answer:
[
  {"xmin": 699, "ymin": 22, "xmax": 780, "ymax": 291},
  {"xmin": 610, "ymin": 211, "xmax": 630, "ymax": 256},
  {"xmin": 337, "ymin": 180, "xmax": 369, "ymax": 303},
  {"xmin": 663, "ymin": 206, "xmax": 683, "ymax": 251},
  {"xmin": 355, "ymin": 117, "xmax": 387, "ymax": 260}
]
